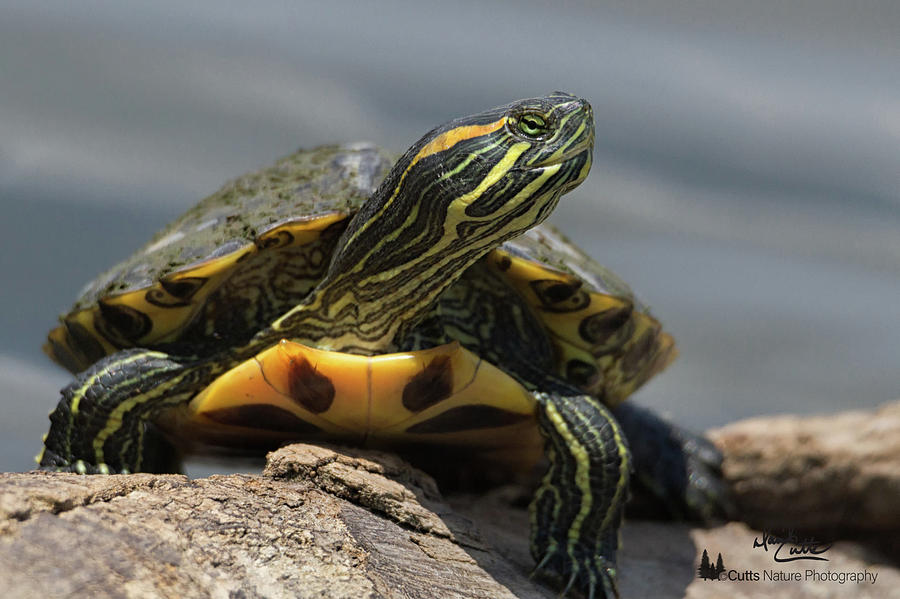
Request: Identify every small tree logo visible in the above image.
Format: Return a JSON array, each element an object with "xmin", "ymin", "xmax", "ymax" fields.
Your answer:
[{"xmin": 698, "ymin": 549, "xmax": 726, "ymax": 580}]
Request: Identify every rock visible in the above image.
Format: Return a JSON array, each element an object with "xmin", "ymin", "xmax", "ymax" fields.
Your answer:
[
  {"xmin": 0, "ymin": 444, "xmax": 548, "ymax": 599},
  {"xmin": 2, "ymin": 402, "xmax": 900, "ymax": 598},
  {"xmin": 452, "ymin": 493, "xmax": 900, "ymax": 599},
  {"xmin": 710, "ymin": 400, "xmax": 900, "ymax": 536}
]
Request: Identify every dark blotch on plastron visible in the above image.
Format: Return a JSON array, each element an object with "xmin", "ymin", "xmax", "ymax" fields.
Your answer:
[
  {"xmin": 203, "ymin": 404, "xmax": 321, "ymax": 433},
  {"xmin": 288, "ymin": 356, "xmax": 336, "ymax": 413},
  {"xmin": 497, "ymin": 255, "xmax": 512, "ymax": 271},
  {"xmin": 97, "ymin": 300, "xmax": 153, "ymax": 342},
  {"xmin": 530, "ymin": 279, "xmax": 590, "ymax": 312},
  {"xmin": 402, "ymin": 355, "xmax": 454, "ymax": 412},
  {"xmin": 406, "ymin": 405, "xmax": 530, "ymax": 434}
]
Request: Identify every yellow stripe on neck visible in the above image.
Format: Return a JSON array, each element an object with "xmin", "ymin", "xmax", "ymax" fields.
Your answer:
[{"xmin": 452, "ymin": 141, "xmax": 531, "ymax": 207}]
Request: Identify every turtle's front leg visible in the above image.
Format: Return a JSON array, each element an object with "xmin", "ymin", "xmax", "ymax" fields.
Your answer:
[
  {"xmin": 531, "ymin": 390, "xmax": 631, "ymax": 599},
  {"xmin": 40, "ymin": 348, "xmax": 196, "ymax": 474}
]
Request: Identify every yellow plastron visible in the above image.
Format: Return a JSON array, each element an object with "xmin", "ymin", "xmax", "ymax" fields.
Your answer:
[{"xmin": 159, "ymin": 340, "xmax": 544, "ymax": 470}]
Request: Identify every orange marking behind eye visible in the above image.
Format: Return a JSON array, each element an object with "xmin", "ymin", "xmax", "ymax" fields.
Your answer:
[{"xmin": 411, "ymin": 118, "xmax": 506, "ymax": 165}]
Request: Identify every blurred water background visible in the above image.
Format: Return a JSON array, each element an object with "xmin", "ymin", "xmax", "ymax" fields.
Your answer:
[{"xmin": 1, "ymin": 1, "xmax": 898, "ymax": 474}]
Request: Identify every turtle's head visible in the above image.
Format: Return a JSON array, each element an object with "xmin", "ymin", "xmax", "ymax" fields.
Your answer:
[
  {"xmin": 337, "ymin": 92, "xmax": 593, "ymax": 267},
  {"xmin": 319, "ymin": 93, "xmax": 594, "ymax": 351},
  {"xmin": 442, "ymin": 91, "xmax": 594, "ymax": 213},
  {"xmin": 430, "ymin": 91, "xmax": 594, "ymax": 236}
]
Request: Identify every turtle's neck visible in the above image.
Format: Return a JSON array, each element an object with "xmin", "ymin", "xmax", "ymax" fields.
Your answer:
[
  {"xmin": 259, "ymin": 165, "xmax": 534, "ymax": 355},
  {"xmin": 243, "ymin": 92, "xmax": 594, "ymax": 356}
]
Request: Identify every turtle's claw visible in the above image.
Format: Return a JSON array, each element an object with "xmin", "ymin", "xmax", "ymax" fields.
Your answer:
[
  {"xmin": 679, "ymin": 432, "xmax": 735, "ymax": 521},
  {"xmin": 533, "ymin": 547, "xmax": 619, "ymax": 599},
  {"xmin": 38, "ymin": 449, "xmax": 126, "ymax": 474}
]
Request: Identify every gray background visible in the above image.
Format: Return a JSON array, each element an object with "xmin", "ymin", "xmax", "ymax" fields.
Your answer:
[{"xmin": 2, "ymin": 1, "xmax": 899, "ymax": 474}]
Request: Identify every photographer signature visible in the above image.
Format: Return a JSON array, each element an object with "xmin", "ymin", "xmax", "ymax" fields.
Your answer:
[{"xmin": 752, "ymin": 530, "xmax": 832, "ymax": 563}]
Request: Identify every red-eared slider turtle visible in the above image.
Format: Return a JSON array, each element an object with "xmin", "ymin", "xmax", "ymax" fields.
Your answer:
[{"xmin": 41, "ymin": 93, "xmax": 727, "ymax": 598}]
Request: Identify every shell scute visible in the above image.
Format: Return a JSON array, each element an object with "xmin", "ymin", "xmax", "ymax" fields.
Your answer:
[
  {"xmin": 46, "ymin": 144, "xmax": 394, "ymax": 372},
  {"xmin": 492, "ymin": 224, "xmax": 676, "ymax": 404}
]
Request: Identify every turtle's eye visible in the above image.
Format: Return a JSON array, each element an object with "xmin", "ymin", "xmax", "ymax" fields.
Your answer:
[{"xmin": 516, "ymin": 112, "xmax": 550, "ymax": 138}]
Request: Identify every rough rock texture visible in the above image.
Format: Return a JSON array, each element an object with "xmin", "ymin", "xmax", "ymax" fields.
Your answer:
[
  {"xmin": 2, "ymin": 402, "xmax": 899, "ymax": 598},
  {"xmin": 0, "ymin": 445, "xmax": 545, "ymax": 599},
  {"xmin": 710, "ymin": 400, "xmax": 900, "ymax": 536},
  {"xmin": 453, "ymin": 494, "xmax": 900, "ymax": 599}
]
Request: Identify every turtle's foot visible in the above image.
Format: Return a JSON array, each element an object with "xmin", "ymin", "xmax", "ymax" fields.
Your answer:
[
  {"xmin": 38, "ymin": 450, "xmax": 125, "ymax": 474},
  {"xmin": 39, "ymin": 446, "xmax": 180, "ymax": 475},
  {"xmin": 40, "ymin": 412, "xmax": 182, "ymax": 475},
  {"xmin": 614, "ymin": 402, "xmax": 734, "ymax": 522},
  {"xmin": 533, "ymin": 546, "xmax": 618, "ymax": 599}
]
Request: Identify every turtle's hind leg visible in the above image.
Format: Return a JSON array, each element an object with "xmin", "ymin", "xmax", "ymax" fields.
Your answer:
[
  {"xmin": 530, "ymin": 389, "xmax": 630, "ymax": 599},
  {"xmin": 613, "ymin": 402, "xmax": 733, "ymax": 522}
]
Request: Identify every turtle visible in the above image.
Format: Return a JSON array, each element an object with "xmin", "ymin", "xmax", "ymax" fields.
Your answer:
[{"xmin": 40, "ymin": 92, "xmax": 727, "ymax": 598}]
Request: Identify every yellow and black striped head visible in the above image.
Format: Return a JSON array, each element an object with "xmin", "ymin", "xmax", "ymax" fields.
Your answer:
[
  {"xmin": 303, "ymin": 92, "xmax": 595, "ymax": 353},
  {"xmin": 328, "ymin": 92, "xmax": 594, "ymax": 283}
]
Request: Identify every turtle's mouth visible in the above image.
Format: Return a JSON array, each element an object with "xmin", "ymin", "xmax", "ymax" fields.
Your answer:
[{"xmin": 529, "ymin": 139, "xmax": 593, "ymax": 169}]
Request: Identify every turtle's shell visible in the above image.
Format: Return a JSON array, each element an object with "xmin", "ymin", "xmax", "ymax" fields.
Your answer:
[
  {"xmin": 46, "ymin": 144, "xmax": 674, "ymax": 405},
  {"xmin": 494, "ymin": 226, "xmax": 676, "ymax": 404},
  {"xmin": 45, "ymin": 144, "xmax": 394, "ymax": 372}
]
